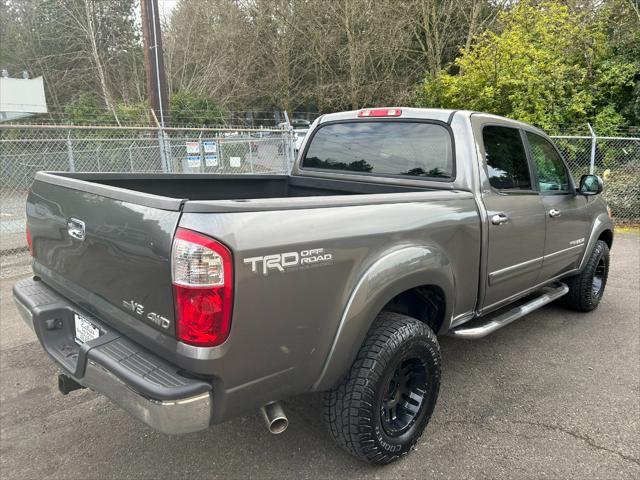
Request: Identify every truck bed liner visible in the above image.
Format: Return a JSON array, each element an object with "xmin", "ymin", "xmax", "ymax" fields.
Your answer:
[{"xmin": 37, "ymin": 172, "xmax": 430, "ymax": 206}]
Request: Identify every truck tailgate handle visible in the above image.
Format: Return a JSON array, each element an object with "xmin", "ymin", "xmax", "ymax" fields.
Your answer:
[
  {"xmin": 549, "ymin": 209, "xmax": 561, "ymax": 218},
  {"xmin": 67, "ymin": 218, "xmax": 86, "ymax": 241},
  {"xmin": 491, "ymin": 212, "xmax": 509, "ymax": 225}
]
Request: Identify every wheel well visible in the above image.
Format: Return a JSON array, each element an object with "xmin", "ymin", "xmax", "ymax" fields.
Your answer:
[
  {"xmin": 598, "ymin": 229, "xmax": 613, "ymax": 249},
  {"xmin": 382, "ymin": 286, "xmax": 447, "ymax": 334}
]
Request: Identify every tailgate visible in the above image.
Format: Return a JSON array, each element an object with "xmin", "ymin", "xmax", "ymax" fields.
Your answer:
[{"xmin": 27, "ymin": 173, "xmax": 183, "ymax": 338}]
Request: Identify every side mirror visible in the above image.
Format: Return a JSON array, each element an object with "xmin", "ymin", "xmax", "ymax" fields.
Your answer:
[{"xmin": 579, "ymin": 174, "xmax": 604, "ymax": 195}]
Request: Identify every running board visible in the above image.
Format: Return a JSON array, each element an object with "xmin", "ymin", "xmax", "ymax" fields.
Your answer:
[{"xmin": 449, "ymin": 283, "xmax": 569, "ymax": 339}]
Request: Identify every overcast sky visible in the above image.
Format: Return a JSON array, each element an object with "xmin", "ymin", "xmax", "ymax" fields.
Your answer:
[{"xmin": 159, "ymin": 0, "xmax": 178, "ymax": 20}]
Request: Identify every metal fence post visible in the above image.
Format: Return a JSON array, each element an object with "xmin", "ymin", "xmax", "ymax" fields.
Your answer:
[
  {"xmin": 158, "ymin": 127, "xmax": 169, "ymax": 172},
  {"xmin": 128, "ymin": 143, "xmax": 134, "ymax": 171},
  {"xmin": 96, "ymin": 144, "xmax": 102, "ymax": 171},
  {"xmin": 588, "ymin": 123, "xmax": 597, "ymax": 174},
  {"xmin": 248, "ymin": 135, "xmax": 255, "ymax": 173},
  {"xmin": 288, "ymin": 128, "xmax": 295, "ymax": 172},
  {"xmin": 66, "ymin": 130, "xmax": 75, "ymax": 172},
  {"xmin": 218, "ymin": 137, "xmax": 223, "ymax": 172}
]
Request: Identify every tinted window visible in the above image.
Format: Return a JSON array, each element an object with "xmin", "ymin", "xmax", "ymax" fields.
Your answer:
[
  {"xmin": 302, "ymin": 122, "xmax": 453, "ymax": 179},
  {"xmin": 526, "ymin": 132, "xmax": 571, "ymax": 192},
  {"xmin": 483, "ymin": 126, "xmax": 532, "ymax": 190}
]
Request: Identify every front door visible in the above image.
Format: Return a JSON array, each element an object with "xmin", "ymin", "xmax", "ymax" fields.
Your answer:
[
  {"xmin": 472, "ymin": 119, "xmax": 547, "ymax": 311},
  {"xmin": 524, "ymin": 131, "xmax": 591, "ymax": 280}
]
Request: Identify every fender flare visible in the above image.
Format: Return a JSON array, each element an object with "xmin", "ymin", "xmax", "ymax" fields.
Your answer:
[
  {"xmin": 578, "ymin": 213, "xmax": 613, "ymax": 271},
  {"xmin": 312, "ymin": 245, "xmax": 455, "ymax": 391}
]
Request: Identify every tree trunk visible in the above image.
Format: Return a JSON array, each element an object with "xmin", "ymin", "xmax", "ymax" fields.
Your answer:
[{"xmin": 84, "ymin": 0, "xmax": 120, "ymax": 125}]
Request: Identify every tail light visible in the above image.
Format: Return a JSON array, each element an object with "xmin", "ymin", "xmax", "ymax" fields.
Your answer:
[
  {"xmin": 26, "ymin": 224, "xmax": 33, "ymax": 256},
  {"xmin": 171, "ymin": 228, "xmax": 233, "ymax": 347},
  {"xmin": 358, "ymin": 108, "xmax": 402, "ymax": 117}
]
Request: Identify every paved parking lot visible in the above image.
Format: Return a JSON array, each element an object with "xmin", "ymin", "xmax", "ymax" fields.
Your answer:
[{"xmin": 1, "ymin": 232, "xmax": 638, "ymax": 479}]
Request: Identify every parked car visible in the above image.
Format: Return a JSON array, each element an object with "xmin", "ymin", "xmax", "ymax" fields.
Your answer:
[
  {"xmin": 14, "ymin": 108, "xmax": 612, "ymax": 465},
  {"xmin": 291, "ymin": 118, "xmax": 311, "ymax": 129}
]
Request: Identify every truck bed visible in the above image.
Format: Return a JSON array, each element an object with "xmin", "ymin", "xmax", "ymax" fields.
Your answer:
[{"xmin": 48, "ymin": 172, "xmax": 428, "ymax": 202}]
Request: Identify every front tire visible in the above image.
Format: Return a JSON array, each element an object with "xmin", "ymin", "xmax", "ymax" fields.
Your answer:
[
  {"xmin": 324, "ymin": 312, "xmax": 441, "ymax": 465},
  {"xmin": 562, "ymin": 240, "xmax": 610, "ymax": 312}
]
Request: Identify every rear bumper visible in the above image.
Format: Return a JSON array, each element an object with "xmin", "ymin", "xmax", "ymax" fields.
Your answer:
[{"xmin": 13, "ymin": 277, "xmax": 213, "ymax": 435}]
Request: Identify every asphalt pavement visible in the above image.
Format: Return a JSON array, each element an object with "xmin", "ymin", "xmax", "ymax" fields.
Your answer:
[{"xmin": 1, "ymin": 232, "xmax": 638, "ymax": 479}]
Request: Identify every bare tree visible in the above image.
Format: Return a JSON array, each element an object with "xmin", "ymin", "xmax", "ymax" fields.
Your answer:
[
  {"xmin": 79, "ymin": 0, "xmax": 120, "ymax": 122},
  {"xmin": 165, "ymin": 0, "xmax": 258, "ymax": 107}
]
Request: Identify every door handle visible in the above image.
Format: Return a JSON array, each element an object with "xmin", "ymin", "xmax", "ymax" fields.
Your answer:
[
  {"xmin": 491, "ymin": 213, "xmax": 509, "ymax": 225},
  {"xmin": 549, "ymin": 209, "xmax": 561, "ymax": 218}
]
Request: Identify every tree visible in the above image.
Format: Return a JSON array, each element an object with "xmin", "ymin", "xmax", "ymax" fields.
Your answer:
[
  {"xmin": 406, "ymin": 0, "xmax": 506, "ymax": 76},
  {"xmin": 417, "ymin": 0, "xmax": 639, "ymax": 133},
  {"xmin": 168, "ymin": 91, "xmax": 228, "ymax": 126},
  {"xmin": 164, "ymin": 0, "xmax": 257, "ymax": 108},
  {"xmin": 0, "ymin": 0, "xmax": 143, "ymax": 116}
]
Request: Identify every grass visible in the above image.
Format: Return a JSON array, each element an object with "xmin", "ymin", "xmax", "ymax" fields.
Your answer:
[{"xmin": 615, "ymin": 225, "xmax": 640, "ymax": 234}]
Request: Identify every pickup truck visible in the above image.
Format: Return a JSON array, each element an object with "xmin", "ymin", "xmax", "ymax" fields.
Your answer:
[{"xmin": 14, "ymin": 108, "xmax": 613, "ymax": 465}]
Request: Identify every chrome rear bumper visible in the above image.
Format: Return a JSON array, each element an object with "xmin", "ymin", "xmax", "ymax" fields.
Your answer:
[
  {"xmin": 13, "ymin": 277, "xmax": 212, "ymax": 435},
  {"xmin": 82, "ymin": 360, "xmax": 212, "ymax": 435}
]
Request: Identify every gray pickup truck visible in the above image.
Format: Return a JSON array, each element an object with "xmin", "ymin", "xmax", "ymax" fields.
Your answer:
[{"xmin": 14, "ymin": 108, "xmax": 613, "ymax": 465}]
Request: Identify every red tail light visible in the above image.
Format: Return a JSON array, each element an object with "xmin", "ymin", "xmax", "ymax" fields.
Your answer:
[
  {"xmin": 358, "ymin": 108, "xmax": 402, "ymax": 117},
  {"xmin": 171, "ymin": 228, "xmax": 233, "ymax": 347},
  {"xmin": 26, "ymin": 225, "xmax": 33, "ymax": 256}
]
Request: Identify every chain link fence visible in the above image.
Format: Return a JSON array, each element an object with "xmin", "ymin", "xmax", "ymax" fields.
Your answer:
[
  {"xmin": 1, "ymin": 125, "xmax": 639, "ymax": 276},
  {"xmin": 0, "ymin": 124, "xmax": 295, "ymax": 259},
  {"xmin": 553, "ymin": 135, "xmax": 640, "ymax": 225}
]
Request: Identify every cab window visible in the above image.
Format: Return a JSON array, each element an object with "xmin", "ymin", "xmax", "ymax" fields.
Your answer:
[
  {"xmin": 526, "ymin": 132, "xmax": 571, "ymax": 193},
  {"xmin": 482, "ymin": 126, "xmax": 532, "ymax": 191},
  {"xmin": 302, "ymin": 121, "xmax": 453, "ymax": 179}
]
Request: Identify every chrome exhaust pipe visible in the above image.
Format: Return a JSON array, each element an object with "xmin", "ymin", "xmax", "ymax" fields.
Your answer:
[{"xmin": 261, "ymin": 402, "xmax": 288, "ymax": 434}]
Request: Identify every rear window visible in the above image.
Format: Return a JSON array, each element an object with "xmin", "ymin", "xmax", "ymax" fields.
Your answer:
[{"xmin": 301, "ymin": 121, "xmax": 453, "ymax": 179}]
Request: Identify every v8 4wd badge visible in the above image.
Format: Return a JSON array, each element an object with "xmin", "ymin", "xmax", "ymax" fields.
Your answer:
[{"xmin": 122, "ymin": 299, "xmax": 170, "ymax": 329}]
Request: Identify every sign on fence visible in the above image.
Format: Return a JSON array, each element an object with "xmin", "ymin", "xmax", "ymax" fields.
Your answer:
[
  {"xmin": 203, "ymin": 140, "xmax": 217, "ymax": 153},
  {"xmin": 205, "ymin": 155, "xmax": 218, "ymax": 167},
  {"xmin": 185, "ymin": 141, "xmax": 200, "ymax": 154},
  {"xmin": 186, "ymin": 155, "xmax": 200, "ymax": 168}
]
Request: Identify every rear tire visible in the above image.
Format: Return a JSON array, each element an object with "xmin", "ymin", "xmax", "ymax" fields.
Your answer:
[
  {"xmin": 324, "ymin": 312, "xmax": 441, "ymax": 465},
  {"xmin": 562, "ymin": 240, "xmax": 610, "ymax": 312}
]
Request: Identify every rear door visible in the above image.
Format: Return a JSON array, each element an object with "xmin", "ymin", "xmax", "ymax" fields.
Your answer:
[
  {"xmin": 472, "ymin": 117, "xmax": 547, "ymax": 311},
  {"xmin": 524, "ymin": 131, "xmax": 591, "ymax": 280}
]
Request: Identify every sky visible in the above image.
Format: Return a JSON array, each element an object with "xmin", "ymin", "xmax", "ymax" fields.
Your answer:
[{"xmin": 158, "ymin": 0, "xmax": 178, "ymax": 20}]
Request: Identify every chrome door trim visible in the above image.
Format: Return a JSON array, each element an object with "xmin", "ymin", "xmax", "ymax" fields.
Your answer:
[
  {"xmin": 544, "ymin": 243, "xmax": 584, "ymax": 260},
  {"xmin": 488, "ymin": 256, "xmax": 543, "ymax": 286}
]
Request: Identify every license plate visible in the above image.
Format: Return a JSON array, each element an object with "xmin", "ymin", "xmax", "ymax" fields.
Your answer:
[{"xmin": 74, "ymin": 313, "xmax": 100, "ymax": 344}]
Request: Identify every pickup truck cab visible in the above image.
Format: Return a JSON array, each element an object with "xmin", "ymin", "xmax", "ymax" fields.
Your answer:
[{"xmin": 14, "ymin": 108, "xmax": 613, "ymax": 464}]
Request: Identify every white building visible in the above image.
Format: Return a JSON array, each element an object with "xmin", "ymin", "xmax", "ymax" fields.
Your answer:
[{"xmin": 0, "ymin": 74, "xmax": 47, "ymax": 122}]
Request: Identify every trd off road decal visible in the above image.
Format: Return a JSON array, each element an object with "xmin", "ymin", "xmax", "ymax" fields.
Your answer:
[{"xmin": 244, "ymin": 248, "xmax": 333, "ymax": 275}]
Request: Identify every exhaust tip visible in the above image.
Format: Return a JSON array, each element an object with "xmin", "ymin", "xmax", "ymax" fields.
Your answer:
[
  {"xmin": 261, "ymin": 402, "xmax": 288, "ymax": 434},
  {"xmin": 269, "ymin": 417, "xmax": 288, "ymax": 434}
]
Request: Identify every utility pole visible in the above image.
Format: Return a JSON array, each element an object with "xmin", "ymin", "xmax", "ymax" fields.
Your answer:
[{"xmin": 141, "ymin": 0, "xmax": 168, "ymax": 126}]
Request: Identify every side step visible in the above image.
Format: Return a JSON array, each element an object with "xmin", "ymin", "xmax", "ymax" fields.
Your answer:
[{"xmin": 449, "ymin": 283, "xmax": 569, "ymax": 339}]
